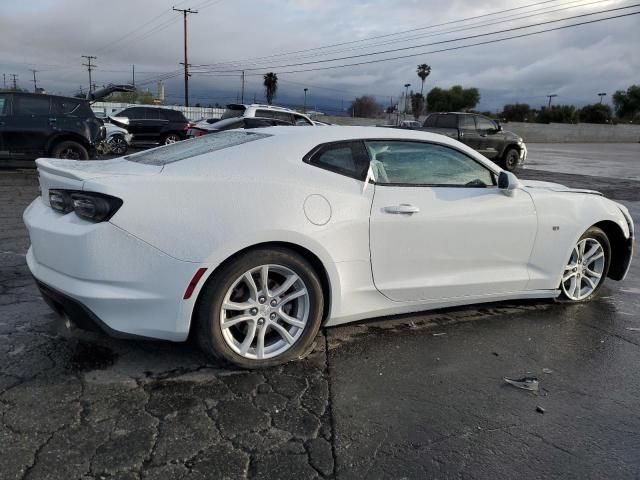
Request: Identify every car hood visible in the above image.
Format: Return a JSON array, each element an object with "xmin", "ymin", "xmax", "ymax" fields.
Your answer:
[
  {"xmin": 520, "ymin": 179, "xmax": 602, "ymax": 196},
  {"xmin": 503, "ymin": 129, "xmax": 522, "ymax": 141}
]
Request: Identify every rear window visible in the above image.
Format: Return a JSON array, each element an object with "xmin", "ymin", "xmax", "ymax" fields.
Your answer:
[
  {"xmin": 15, "ymin": 95, "xmax": 50, "ymax": 115},
  {"xmin": 52, "ymin": 98, "xmax": 84, "ymax": 115},
  {"xmin": 435, "ymin": 114, "xmax": 458, "ymax": 128},
  {"xmin": 125, "ymin": 130, "xmax": 271, "ymax": 165},
  {"xmin": 221, "ymin": 105, "xmax": 246, "ymax": 119}
]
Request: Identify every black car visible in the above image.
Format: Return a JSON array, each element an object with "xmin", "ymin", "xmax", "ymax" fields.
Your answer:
[
  {"xmin": 0, "ymin": 84, "xmax": 134, "ymax": 165},
  {"xmin": 109, "ymin": 106, "xmax": 189, "ymax": 145},
  {"xmin": 186, "ymin": 116, "xmax": 293, "ymax": 138}
]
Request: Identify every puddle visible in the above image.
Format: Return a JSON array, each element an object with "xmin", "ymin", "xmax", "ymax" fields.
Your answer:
[{"xmin": 66, "ymin": 342, "xmax": 118, "ymax": 371}]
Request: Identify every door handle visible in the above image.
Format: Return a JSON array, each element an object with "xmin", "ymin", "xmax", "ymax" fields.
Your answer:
[
  {"xmin": 383, "ymin": 204, "xmax": 420, "ymax": 215},
  {"xmin": 49, "ymin": 118, "xmax": 57, "ymax": 123}
]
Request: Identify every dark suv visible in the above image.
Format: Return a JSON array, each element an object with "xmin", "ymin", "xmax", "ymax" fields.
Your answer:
[
  {"xmin": 0, "ymin": 92, "xmax": 105, "ymax": 163},
  {"xmin": 109, "ymin": 106, "xmax": 189, "ymax": 145}
]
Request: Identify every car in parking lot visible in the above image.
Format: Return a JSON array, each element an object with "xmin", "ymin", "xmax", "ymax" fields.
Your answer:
[
  {"xmin": 109, "ymin": 106, "xmax": 190, "ymax": 145},
  {"xmin": 420, "ymin": 112, "xmax": 527, "ymax": 171},
  {"xmin": 187, "ymin": 116, "xmax": 293, "ymax": 137},
  {"xmin": 24, "ymin": 127, "xmax": 634, "ymax": 368},
  {"xmin": 222, "ymin": 103, "xmax": 314, "ymax": 126},
  {"xmin": 0, "ymin": 84, "xmax": 133, "ymax": 163}
]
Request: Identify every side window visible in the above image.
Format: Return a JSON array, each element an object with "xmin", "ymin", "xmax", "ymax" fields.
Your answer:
[
  {"xmin": 144, "ymin": 108, "xmax": 161, "ymax": 120},
  {"xmin": 364, "ymin": 141, "xmax": 495, "ymax": 187},
  {"xmin": 293, "ymin": 114, "xmax": 312, "ymax": 126},
  {"xmin": 475, "ymin": 116, "xmax": 497, "ymax": 132},
  {"xmin": 0, "ymin": 94, "xmax": 10, "ymax": 116},
  {"xmin": 423, "ymin": 114, "xmax": 436, "ymax": 127},
  {"xmin": 256, "ymin": 109, "xmax": 276, "ymax": 119},
  {"xmin": 52, "ymin": 98, "xmax": 82, "ymax": 115},
  {"xmin": 14, "ymin": 95, "xmax": 50, "ymax": 116},
  {"xmin": 305, "ymin": 141, "xmax": 369, "ymax": 180},
  {"xmin": 459, "ymin": 115, "xmax": 476, "ymax": 130},
  {"xmin": 435, "ymin": 114, "xmax": 457, "ymax": 128},
  {"xmin": 121, "ymin": 108, "xmax": 144, "ymax": 119}
]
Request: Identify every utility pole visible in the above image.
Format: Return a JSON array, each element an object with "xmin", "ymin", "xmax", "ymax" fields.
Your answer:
[
  {"xmin": 546, "ymin": 94, "xmax": 557, "ymax": 108},
  {"xmin": 81, "ymin": 55, "xmax": 97, "ymax": 95},
  {"xmin": 173, "ymin": 7, "xmax": 198, "ymax": 107},
  {"xmin": 10, "ymin": 74, "xmax": 18, "ymax": 90},
  {"xmin": 303, "ymin": 88, "xmax": 308, "ymax": 113},
  {"xmin": 404, "ymin": 83, "xmax": 411, "ymax": 116},
  {"xmin": 132, "ymin": 64, "xmax": 135, "ymax": 87},
  {"xmin": 30, "ymin": 69, "xmax": 38, "ymax": 92},
  {"xmin": 240, "ymin": 71, "xmax": 245, "ymax": 104},
  {"xmin": 598, "ymin": 92, "xmax": 607, "ymax": 104},
  {"xmin": 2, "ymin": 73, "xmax": 6, "ymax": 89}
]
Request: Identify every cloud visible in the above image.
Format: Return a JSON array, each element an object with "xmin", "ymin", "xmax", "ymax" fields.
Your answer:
[{"xmin": 0, "ymin": 0, "xmax": 637, "ymax": 111}]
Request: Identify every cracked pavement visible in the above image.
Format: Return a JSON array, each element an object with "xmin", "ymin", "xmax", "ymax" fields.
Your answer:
[{"xmin": 1, "ymin": 145, "xmax": 640, "ymax": 479}]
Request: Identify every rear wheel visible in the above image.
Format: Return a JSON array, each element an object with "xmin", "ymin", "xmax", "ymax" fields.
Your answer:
[
  {"xmin": 196, "ymin": 248, "xmax": 324, "ymax": 368},
  {"xmin": 162, "ymin": 133, "xmax": 182, "ymax": 145},
  {"xmin": 559, "ymin": 227, "xmax": 610, "ymax": 302},
  {"xmin": 501, "ymin": 147, "xmax": 520, "ymax": 171},
  {"xmin": 51, "ymin": 141, "xmax": 89, "ymax": 160}
]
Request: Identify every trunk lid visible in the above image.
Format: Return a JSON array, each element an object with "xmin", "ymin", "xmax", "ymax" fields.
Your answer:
[{"xmin": 36, "ymin": 157, "xmax": 161, "ymax": 205}]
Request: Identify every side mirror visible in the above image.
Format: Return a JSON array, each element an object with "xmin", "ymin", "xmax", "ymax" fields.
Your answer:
[
  {"xmin": 496, "ymin": 123, "xmax": 503, "ymax": 132},
  {"xmin": 498, "ymin": 171, "xmax": 520, "ymax": 196}
]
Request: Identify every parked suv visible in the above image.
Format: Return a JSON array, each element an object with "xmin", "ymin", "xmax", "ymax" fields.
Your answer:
[
  {"xmin": 222, "ymin": 104, "xmax": 314, "ymax": 126},
  {"xmin": 0, "ymin": 84, "xmax": 134, "ymax": 165},
  {"xmin": 109, "ymin": 106, "xmax": 189, "ymax": 145},
  {"xmin": 421, "ymin": 112, "xmax": 527, "ymax": 171}
]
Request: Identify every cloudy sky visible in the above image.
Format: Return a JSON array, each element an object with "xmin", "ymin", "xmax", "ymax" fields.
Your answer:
[{"xmin": 1, "ymin": 0, "xmax": 638, "ymax": 113}]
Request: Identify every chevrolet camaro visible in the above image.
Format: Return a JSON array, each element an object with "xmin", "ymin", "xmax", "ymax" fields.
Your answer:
[{"xmin": 24, "ymin": 127, "xmax": 634, "ymax": 368}]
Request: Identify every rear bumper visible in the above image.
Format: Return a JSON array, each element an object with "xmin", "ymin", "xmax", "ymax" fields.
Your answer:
[{"xmin": 24, "ymin": 198, "xmax": 203, "ymax": 341}]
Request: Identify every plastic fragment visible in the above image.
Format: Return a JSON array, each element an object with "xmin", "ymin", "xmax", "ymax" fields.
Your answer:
[
  {"xmin": 432, "ymin": 332, "xmax": 447, "ymax": 337},
  {"xmin": 503, "ymin": 376, "xmax": 539, "ymax": 392},
  {"xmin": 542, "ymin": 368, "xmax": 553, "ymax": 374},
  {"xmin": 625, "ymin": 327, "xmax": 640, "ymax": 332},
  {"xmin": 536, "ymin": 405, "xmax": 545, "ymax": 414}
]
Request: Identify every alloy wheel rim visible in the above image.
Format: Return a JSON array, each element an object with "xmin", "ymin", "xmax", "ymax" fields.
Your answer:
[
  {"xmin": 165, "ymin": 135, "xmax": 179, "ymax": 145},
  {"xmin": 109, "ymin": 137, "xmax": 127, "ymax": 154},
  {"xmin": 561, "ymin": 237, "xmax": 605, "ymax": 300},
  {"xmin": 60, "ymin": 148, "xmax": 80, "ymax": 160},
  {"xmin": 220, "ymin": 264, "xmax": 310, "ymax": 360}
]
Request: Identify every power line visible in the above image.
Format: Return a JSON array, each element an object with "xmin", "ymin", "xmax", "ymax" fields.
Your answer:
[
  {"xmin": 199, "ymin": 0, "xmax": 568, "ymax": 68},
  {"xmin": 195, "ymin": 4, "xmax": 640, "ymax": 73}
]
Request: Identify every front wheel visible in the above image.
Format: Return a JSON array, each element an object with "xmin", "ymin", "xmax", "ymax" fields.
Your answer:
[
  {"xmin": 107, "ymin": 135, "xmax": 128, "ymax": 155},
  {"xmin": 501, "ymin": 147, "xmax": 520, "ymax": 172},
  {"xmin": 196, "ymin": 248, "xmax": 324, "ymax": 368},
  {"xmin": 559, "ymin": 227, "xmax": 610, "ymax": 302}
]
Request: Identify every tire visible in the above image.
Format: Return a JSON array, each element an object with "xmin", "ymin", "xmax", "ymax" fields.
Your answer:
[
  {"xmin": 196, "ymin": 247, "xmax": 324, "ymax": 369},
  {"xmin": 51, "ymin": 141, "xmax": 89, "ymax": 160},
  {"xmin": 500, "ymin": 147, "xmax": 520, "ymax": 172},
  {"xmin": 558, "ymin": 227, "xmax": 610, "ymax": 302},
  {"xmin": 162, "ymin": 133, "xmax": 182, "ymax": 145},
  {"xmin": 107, "ymin": 134, "xmax": 128, "ymax": 155}
]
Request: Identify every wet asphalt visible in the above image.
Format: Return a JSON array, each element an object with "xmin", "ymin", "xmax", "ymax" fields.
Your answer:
[{"xmin": 1, "ymin": 144, "xmax": 639, "ymax": 479}]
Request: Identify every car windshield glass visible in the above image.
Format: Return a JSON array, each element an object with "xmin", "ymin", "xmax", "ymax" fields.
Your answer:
[{"xmin": 125, "ymin": 131, "xmax": 271, "ymax": 165}]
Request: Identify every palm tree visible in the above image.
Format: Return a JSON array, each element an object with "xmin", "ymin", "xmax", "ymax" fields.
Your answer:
[
  {"xmin": 416, "ymin": 64, "xmax": 431, "ymax": 96},
  {"xmin": 263, "ymin": 72, "xmax": 278, "ymax": 105}
]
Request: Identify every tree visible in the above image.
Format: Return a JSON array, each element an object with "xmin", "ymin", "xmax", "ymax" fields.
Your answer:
[
  {"xmin": 536, "ymin": 105, "xmax": 577, "ymax": 124},
  {"xmin": 347, "ymin": 95, "xmax": 383, "ymax": 118},
  {"xmin": 410, "ymin": 92, "xmax": 424, "ymax": 120},
  {"xmin": 612, "ymin": 85, "xmax": 640, "ymax": 120},
  {"xmin": 578, "ymin": 103, "xmax": 612, "ymax": 124},
  {"xmin": 426, "ymin": 85, "xmax": 479, "ymax": 112},
  {"xmin": 416, "ymin": 64, "xmax": 431, "ymax": 96},
  {"xmin": 501, "ymin": 103, "xmax": 531, "ymax": 122},
  {"xmin": 263, "ymin": 72, "xmax": 278, "ymax": 105}
]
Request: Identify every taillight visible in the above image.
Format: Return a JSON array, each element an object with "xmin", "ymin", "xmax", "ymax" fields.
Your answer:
[{"xmin": 49, "ymin": 190, "xmax": 123, "ymax": 222}]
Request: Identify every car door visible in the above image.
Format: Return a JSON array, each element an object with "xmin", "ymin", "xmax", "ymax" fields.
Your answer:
[
  {"xmin": 367, "ymin": 140, "xmax": 537, "ymax": 302},
  {"xmin": 475, "ymin": 115, "xmax": 504, "ymax": 159},
  {"xmin": 116, "ymin": 107, "xmax": 146, "ymax": 139},
  {"xmin": 0, "ymin": 93, "xmax": 10, "ymax": 158},
  {"xmin": 458, "ymin": 114, "xmax": 483, "ymax": 152},
  {"xmin": 145, "ymin": 108, "xmax": 169, "ymax": 140},
  {"xmin": 4, "ymin": 94, "xmax": 52, "ymax": 157}
]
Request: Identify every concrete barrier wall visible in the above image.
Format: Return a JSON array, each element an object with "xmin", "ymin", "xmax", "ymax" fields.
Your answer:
[{"xmin": 323, "ymin": 115, "xmax": 640, "ymax": 143}]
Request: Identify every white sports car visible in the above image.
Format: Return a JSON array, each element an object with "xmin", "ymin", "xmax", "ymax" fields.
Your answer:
[{"xmin": 24, "ymin": 127, "xmax": 634, "ymax": 368}]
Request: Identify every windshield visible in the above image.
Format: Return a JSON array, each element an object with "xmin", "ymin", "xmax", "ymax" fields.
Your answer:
[{"xmin": 125, "ymin": 131, "xmax": 271, "ymax": 165}]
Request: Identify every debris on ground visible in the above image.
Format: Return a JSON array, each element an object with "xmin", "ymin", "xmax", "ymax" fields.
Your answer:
[
  {"xmin": 492, "ymin": 352, "xmax": 500, "ymax": 357},
  {"xmin": 432, "ymin": 332, "xmax": 447, "ymax": 337},
  {"xmin": 503, "ymin": 376, "xmax": 539, "ymax": 392},
  {"xmin": 625, "ymin": 327, "xmax": 640, "ymax": 332},
  {"xmin": 536, "ymin": 405, "xmax": 546, "ymax": 414},
  {"xmin": 542, "ymin": 368, "xmax": 553, "ymax": 374}
]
